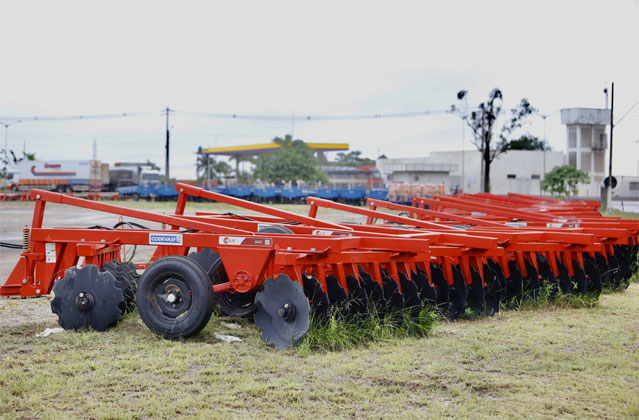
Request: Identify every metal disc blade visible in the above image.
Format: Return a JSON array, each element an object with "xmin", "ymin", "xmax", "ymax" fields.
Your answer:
[
  {"xmin": 412, "ymin": 269, "xmax": 437, "ymax": 308},
  {"xmin": 51, "ymin": 265, "xmax": 124, "ymax": 331},
  {"xmin": 507, "ymin": 260, "xmax": 524, "ymax": 305},
  {"xmin": 345, "ymin": 275, "xmax": 369, "ymax": 318},
  {"xmin": 556, "ymin": 259, "xmax": 572, "ymax": 294},
  {"xmin": 523, "ymin": 259, "xmax": 541, "ymax": 300},
  {"xmin": 595, "ymin": 253, "xmax": 613, "ymax": 288},
  {"xmin": 326, "ymin": 275, "xmax": 348, "ymax": 308},
  {"xmin": 482, "ymin": 263, "xmax": 501, "ymax": 316},
  {"xmin": 487, "ymin": 259, "xmax": 508, "ymax": 303},
  {"xmin": 430, "ymin": 264, "xmax": 450, "ymax": 311},
  {"xmin": 614, "ymin": 245, "xmax": 632, "ymax": 281},
  {"xmin": 302, "ymin": 276, "xmax": 330, "ymax": 318},
  {"xmin": 448, "ymin": 265, "xmax": 468, "ymax": 320},
  {"xmin": 571, "ymin": 260, "xmax": 588, "ymax": 295},
  {"xmin": 101, "ymin": 260, "xmax": 138, "ymax": 313},
  {"xmin": 399, "ymin": 272, "xmax": 422, "ymax": 317},
  {"xmin": 606, "ymin": 253, "xmax": 622, "ymax": 289},
  {"xmin": 358, "ymin": 268, "xmax": 386, "ymax": 307},
  {"xmin": 582, "ymin": 256, "xmax": 602, "ymax": 296},
  {"xmin": 380, "ymin": 269, "xmax": 404, "ymax": 312},
  {"xmin": 254, "ymin": 275, "xmax": 310, "ymax": 350},
  {"xmin": 467, "ymin": 265, "xmax": 486, "ymax": 316},
  {"xmin": 535, "ymin": 254, "xmax": 557, "ymax": 294}
]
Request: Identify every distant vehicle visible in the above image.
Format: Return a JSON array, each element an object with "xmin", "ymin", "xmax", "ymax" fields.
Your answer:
[
  {"xmin": 9, "ymin": 160, "xmax": 107, "ymax": 192},
  {"xmin": 106, "ymin": 162, "xmax": 162, "ymax": 191}
]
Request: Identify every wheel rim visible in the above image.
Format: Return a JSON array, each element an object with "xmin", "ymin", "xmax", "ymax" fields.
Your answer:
[
  {"xmin": 148, "ymin": 273, "xmax": 193, "ymax": 321},
  {"xmin": 155, "ymin": 277, "xmax": 192, "ymax": 318}
]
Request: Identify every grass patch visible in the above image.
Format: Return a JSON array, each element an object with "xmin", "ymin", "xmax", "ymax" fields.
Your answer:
[
  {"xmin": 516, "ymin": 285, "xmax": 601, "ymax": 311},
  {"xmin": 297, "ymin": 306, "xmax": 437, "ymax": 354},
  {"xmin": 604, "ymin": 209, "xmax": 639, "ymax": 220},
  {"xmin": 1, "ymin": 285, "xmax": 638, "ymax": 419}
]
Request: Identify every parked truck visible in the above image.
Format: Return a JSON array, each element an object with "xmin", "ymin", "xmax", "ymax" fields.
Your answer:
[{"xmin": 9, "ymin": 160, "xmax": 108, "ymax": 192}]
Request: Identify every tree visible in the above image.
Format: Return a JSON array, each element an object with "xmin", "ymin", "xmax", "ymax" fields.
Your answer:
[
  {"xmin": 502, "ymin": 134, "xmax": 549, "ymax": 151},
  {"xmin": 452, "ymin": 89, "xmax": 536, "ymax": 193},
  {"xmin": 1, "ymin": 149, "xmax": 35, "ymax": 178},
  {"xmin": 253, "ymin": 135, "xmax": 328, "ymax": 185},
  {"xmin": 196, "ymin": 155, "xmax": 232, "ymax": 183},
  {"xmin": 332, "ymin": 150, "xmax": 375, "ymax": 167},
  {"xmin": 230, "ymin": 155, "xmax": 255, "ymax": 182},
  {"xmin": 541, "ymin": 165, "xmax": 590, "ymax": 197}
]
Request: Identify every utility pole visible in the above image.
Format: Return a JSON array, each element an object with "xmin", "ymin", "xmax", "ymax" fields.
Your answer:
[
  {"xmin": 461, "ymin": 96, "xmax": 468, "ymax": 193},
  {"xmin": 606, "ymin": 83, "xmax": 614, "ymax": 210},
  {"xmin": 2, "ymin": 120, "xmax": 21, "ymax": 173},
  {"xmin": 541, "ymin": 113, "xmax": 549, "ymax": 196},
  {"xmin": 165, "ymin": 107, "xmax": 170, "ymax": 185},
  {"xmin": 480, "ymin": 117, "xmax": 485, "ymax": 193},
  {"xmin": 456, "ymin": 90, "xmax": 468, "ymax": 193}
]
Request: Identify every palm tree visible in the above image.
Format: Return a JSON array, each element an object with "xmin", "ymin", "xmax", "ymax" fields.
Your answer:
[
  {"xmin": 229, "ymin": 154, "xmax": 255, "ymax": 183},
  {"xmin": 196, "ymin": 155, "xmax": 232, "ymax": 185}
]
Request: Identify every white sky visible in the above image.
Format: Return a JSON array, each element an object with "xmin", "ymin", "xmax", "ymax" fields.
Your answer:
[{"xmin": 1, "ymin": 0, "xmax": 638, "ymax": 179}]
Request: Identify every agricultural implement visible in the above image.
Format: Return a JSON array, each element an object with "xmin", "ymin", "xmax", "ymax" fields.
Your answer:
[{"xmin": 1, "ymin": 184, "xmax": 637, "ymax": 349}]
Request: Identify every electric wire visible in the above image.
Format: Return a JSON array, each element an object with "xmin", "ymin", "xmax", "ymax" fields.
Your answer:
[
  {"xmin": 615, "ymin": 100, "xmax": 639, "ymax": 127},
  {"xmin": 1, "ymin": 107, "xmax": 460, "ymax": 124}
]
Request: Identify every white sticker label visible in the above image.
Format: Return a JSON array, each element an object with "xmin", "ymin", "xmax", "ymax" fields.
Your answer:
[
  {"xmin": 312, "ymin": 229, "xmax": 335, "ymax": 236},
  {"xmin": 46, "ymin": 243, "xmax": 56, "ymax": 263},
  {"xmin": 149, "ymin": 233, "xmax": 183, "ymax": 246},
  {"xmin": 218, "ymin": 236, "xmax": 272, "ymax": 246},
  {"xmin": 546, "ymin": 223, "xmax": 563, "ymax": 228},
  {"xmin": 505, "ymin": 222, "xmax": 527, "ymax": 227},
  {"xmin": 312, "ymin": 229, "xmax": 352, "ymax": 237}
]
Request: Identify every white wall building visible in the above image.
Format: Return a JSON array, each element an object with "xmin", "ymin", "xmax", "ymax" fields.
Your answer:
[
  {"xmin": 377, "ymin": 150, "xmax": 564, "ymax": 195},
  {"xmin": 560, "ymin": 108, "xmax": 610, "ymax": 198},
  {"xmin": 377, "ymin": 107, "xmax": 638, "ymax": 199}
]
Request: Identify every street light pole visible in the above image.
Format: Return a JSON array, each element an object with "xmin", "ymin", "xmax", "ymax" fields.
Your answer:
[
  {"xmin": 606, "ymin": 83, "xmax": 614, "ymax": 210},
  {"xmin": 456, "ymin": 90, "xmax": 468, "ymax": 194},
  {"xmin": 461, "ymin": 96, "xmax": 468, "ymax": 193},
  {"xmin": 540, "ymin": 113, "xmax": 549, "ymax": 196},
  {"xmin": 2, "ymin": 120, "xmax": 21, "ymax": 172},
  {"xmin": 165, "ymin": 107, "xmax": 170, "ymax": 185}
]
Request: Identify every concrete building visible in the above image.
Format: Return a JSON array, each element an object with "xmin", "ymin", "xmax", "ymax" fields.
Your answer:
[
  {"xmin": 560, "ymin": 108, "xmax": 610, "ymax": 198},
  {"xmin": 376, "ymin": 107, "xmax": 638, "ymax": 199},
  {"xmin": 377, "ymin": 150, "xmax": 564, "ymax": 195}
]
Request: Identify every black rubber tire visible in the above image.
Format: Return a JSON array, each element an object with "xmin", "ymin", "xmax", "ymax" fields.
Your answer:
[
  {"xmin": 137, "ymin": 256, "xmax": 214, "ymax": 339},
  {"xmin": 209, "ymin": 257, "xmax": 257, "ymax": 318},
  {"xmin": 257, "ymin": 225, "xmax": 294, "ymax": 234}
]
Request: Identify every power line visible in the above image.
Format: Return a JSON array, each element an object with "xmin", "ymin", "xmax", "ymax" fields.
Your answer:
[
  {"xmin": 614, "ymin": 100, "xmax": 639, "ymax": 126},
  {"xmin": 0, "ymin": 110, "xmax": 164, "ymax": 123},
  {"xmin": 1, "ymin": 107, "xmax": 458, "ymax": 124},
  {"xmin": 171, "ymin": 108, "xmax": 455, "ymax": 121}
]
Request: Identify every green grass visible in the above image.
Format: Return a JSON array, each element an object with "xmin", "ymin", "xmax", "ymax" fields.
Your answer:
[
  {"xmin": 605, "ymin": 209, "xmax": 639, "ymax": 220},
  {"xmin": 297, "ymin": 306, "xmax": 437, "ymax": 354},
  {"xmin": 2, "ymin": 285, "xmax": 638, "ymax": 419}
]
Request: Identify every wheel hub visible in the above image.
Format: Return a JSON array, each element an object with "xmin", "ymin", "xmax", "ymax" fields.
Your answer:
[
  {"xmin": 156, "ymin": 279, "xmax": 192, "ymax": 318},
  {"xmin": 278, "ymin": 302, "xmax": 296, "ymax": 322},
  {"xmin": 74, "ymin": 292, "xmax": 95, "ymax": 311}
]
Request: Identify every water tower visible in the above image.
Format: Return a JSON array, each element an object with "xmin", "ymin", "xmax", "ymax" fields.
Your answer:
[{"xmin": 560, "ymin": 108, "xmax": 611, "ymax": 197}]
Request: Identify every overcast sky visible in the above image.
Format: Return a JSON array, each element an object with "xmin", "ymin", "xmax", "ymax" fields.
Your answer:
[{"xmin": 1, "ymin": 0, "xmax": 638, "ymax": 179}]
